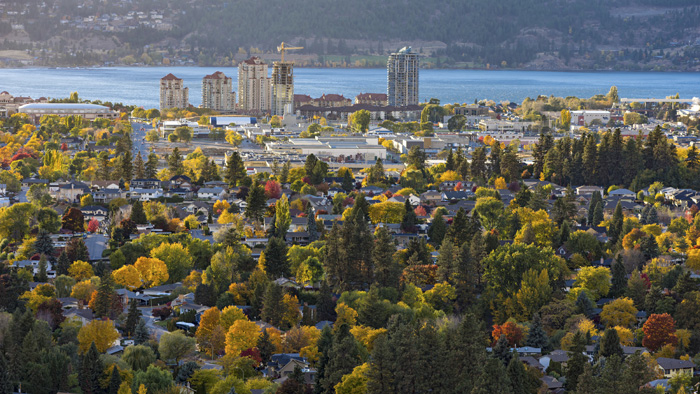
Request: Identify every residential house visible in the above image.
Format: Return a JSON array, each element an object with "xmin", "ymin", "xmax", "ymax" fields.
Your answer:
[
  {"xmin": 608, "ymin": 188, "xmax": 636, "ymax": 199},
  {"xmin": 420, "ymin": 191, "xmax": 443, "ymax": 204},
  {"xmin": 197, "ymin": 187, "xmax": 225, "ymax": 200},
  {"xmin": 656, "ymin": 358, "xmax": 695, "ymax": 378},
  {"xmin": 53, "ymin": 181, "xmax": 91, "ymax": 202},
  {"xmin": 165, "ymin": 187, "xmax": 192, "ymax": 199},
  {"xmin": 130, "ymin": 188, "xmax": 163, "ymax": 201},
  {"xmin": 286, "ymin": 231, "xmax": 310, "ymax": 245},
  {"xmin": 22, "ymin": 178, "xmax": 49, "ymax": 188},
  {"xmin": 81, "ymin": 205, "xmax": 109, "ymax": 222},
  {"xmin": 442, "ymin": 190, "xmax": 473, "ymax": 201},
  {"xmin": 92, "ymin": 188, "xmax": 123, "ymax": 203},
  {"xmin": 539, "ymin": 350, "xmax": 570, "ymax": 370},
  {"xmin": 131, "ymin": 178, "xmax": 162, "ymax": 189},
  {"xmin": 576, "ymin": 186, "xmax": 604, "ymax": 196}
]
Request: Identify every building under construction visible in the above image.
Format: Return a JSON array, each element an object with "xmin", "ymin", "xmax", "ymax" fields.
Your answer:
[{"xmin": 272, "ymin": 61, "xmax": 294, "ymax": 116}]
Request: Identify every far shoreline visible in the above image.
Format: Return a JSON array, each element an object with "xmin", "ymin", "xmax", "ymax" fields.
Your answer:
[{"xmin": 0, "ymin": 65, "xmax": 697, "ymax": 74}]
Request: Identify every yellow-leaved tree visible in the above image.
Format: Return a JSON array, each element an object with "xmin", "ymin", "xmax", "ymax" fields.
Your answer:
[
  {"xmin": 225, "ymin": 319, "xmax": 259, "ymax": 356},
  {"xmin": 78, "ymin": 319, "xmax": 120, "ymax": 353},
  {"xmin": 335, "ymin": 303, "xmax": 358, "ymax": 329},
  {"xmin": 600, "ymin": 297, "xmax": 638, "ymax": 328},
  {"xmin": 196, "ymin": 307, "xmax": 226, "ymax": 358},
  {"xmin": 134, "ymin": 257, "xmax": 169, "ymax": 288},
  {"xmin": 220, "ymin": 305, "xmax": 247, "ymax": 331},
  {"xmin": 69, "ymin": 260, "xmax": 94, "ymax": 281},
  {"xmin": 112, "ymin": 265, "xmax": 142, "ymax": 290}
]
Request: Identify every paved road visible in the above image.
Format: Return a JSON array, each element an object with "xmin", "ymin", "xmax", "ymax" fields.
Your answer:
[{"xmin": 131, "ymin": 121, "xmax": 153, "ymax": 158}]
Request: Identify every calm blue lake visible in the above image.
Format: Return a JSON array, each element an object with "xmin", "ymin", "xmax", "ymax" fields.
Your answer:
[{"xmin": 0, "ymin": 67, "xmax": 698, "ymax": 108}]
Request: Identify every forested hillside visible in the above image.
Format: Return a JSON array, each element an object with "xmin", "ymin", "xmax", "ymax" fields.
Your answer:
[{"xmin": 1, "ymin": 0, "xmax": 700, "ymax": 69}]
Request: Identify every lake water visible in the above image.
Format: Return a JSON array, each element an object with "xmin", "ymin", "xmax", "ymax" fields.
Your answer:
[{"xmin": 0, "ymin": 67, "xmax": 698, "ymax": 108}]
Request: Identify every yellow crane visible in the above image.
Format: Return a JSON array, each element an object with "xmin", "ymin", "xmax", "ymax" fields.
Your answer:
[{"xmin": 277, "ymin": 42, "xmax": 303, "ymax": 63}]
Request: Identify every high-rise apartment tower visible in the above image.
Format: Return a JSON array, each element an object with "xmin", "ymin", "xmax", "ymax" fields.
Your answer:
[
  {"xmin": 238, "ymin": 57, "xmax": 271, "ymax": 113},
  {"xmin": 160, "ymin": 73, "xmax": 189, "ymax": 110},
  {"xmin": 202, "ymin": 71, "xmax": 235, "ymax": 111},
  {"xmin": 387, "ymin": 47, "xmax": 419, "ymax": 107}
]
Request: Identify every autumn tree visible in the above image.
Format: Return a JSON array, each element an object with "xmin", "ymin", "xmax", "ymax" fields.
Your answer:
[
  {"xmin": 225, "ymin": 319, "xmax": 260, "ymax": 356},
  {"xmin": 150, "ymin": 242, "xmax": 193, "ymax": 283},
  {"xmin": 62, "ymin": 207, "xmax": 85, "ymax": 232},
  {"xmin": 600, "ymin": 297, "xmax": 638, "ymax": 328},
  {"xmin": 196, "ymin": 307, "xmax": 226, "ymax": 358},
  {"xmin": 134, "ymin": 257, "xmax": 169, "ymax": 288},
  {"xmin": 642, "ymin": 313, "xmax": 677, "ymax": 352},
  {"xmin": 78, "ymin": 319, "xmax": 120, "ymax": 353}
]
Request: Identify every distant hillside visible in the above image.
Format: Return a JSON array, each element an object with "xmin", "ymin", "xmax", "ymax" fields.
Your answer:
[{"xmin": 1, "ymin": 0, "xmax": 700, "ymax": 70}]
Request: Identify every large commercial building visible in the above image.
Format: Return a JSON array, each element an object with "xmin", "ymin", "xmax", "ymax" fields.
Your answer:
[
  {"xmin": 159, "ymin": 73, "xmax": 189, "ymax": 110},
  {"xmin": 387, "ymin": 47, "xmax": 419, "ymax": 106},
  {"xmin": 202, "ymin": 71, "xmax": 235, "ymax": 112},
  {"xmin": 19, "ymin": 103, "xmax": 119, "ymax": 122},
  {"xmin": 272, "ymin": 61, "xmax": 294, "ymax": 116},
  {"xmin": 238, "ymin": 57, "xmax": 272, "ymax": 114}
]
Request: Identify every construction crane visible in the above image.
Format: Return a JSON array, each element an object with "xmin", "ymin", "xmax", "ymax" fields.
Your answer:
[{"xmin": 277, "ymin": 42, "xmax": 303, "ymax": 63}]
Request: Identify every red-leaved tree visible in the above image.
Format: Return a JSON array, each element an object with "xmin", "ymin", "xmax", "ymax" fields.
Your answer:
[
  {"xmin": 492, "ymin": 321, "xmax": 524, "ymax": 347},
  {"xmin": 264, "ymin": 180, "xmax": 282, "ymax": 199},
  {"xmin": 87, "ymin": 219, "xmax": 99, "ymax": 233},
  {"xmin": 642, "ymin": 313, "xmax": 678, "ymax": 352}
]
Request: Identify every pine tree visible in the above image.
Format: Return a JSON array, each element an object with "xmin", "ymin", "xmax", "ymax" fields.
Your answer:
[
  {"xmin": 609, "ymin": 202, "xmax": 624, "ymax": 244},
  {"xmin": 320, "ymin": 326, "xmax": 361, "ymax": 394},
  {"xmin": 306, "ymin": 205, "xmax": 319, "ymax": 242},
  {"xmin": 428, "ymin": 210, "xmax": 447, "ymax": 246},
  {"xmin": 558, "ymin": 220, "xmax": 571, "ymax": 247},
  {"xmin": 372, "ymin": 227, "xmax": 399, "ymax": 288},
  {"xmin": 57, "ymin": 250, "xmax": 70, "ymax": 275},
  {"xmin": 121, "ymin": 151, "xmax": 133, "ymax": 181},
  {"xmin": 257, "ymin": 329, "xmax": 275, "ymax": 365},
  {"xmin": 445, "ymin": 149, "xmax": 455, "ymax": 171},
  {"xmin": 472, "ymin": 358, "xmax": 511, "ymax": 394},
  {"xmin": 599, "ymin": 328, "xmax": 623, "ymax": 359},
  {"xmin": 564, "ymin": 331, "xmax": 588, "ymax": 391},
  {"xmin": 94, "ymin": 274, "xmax": 114, "ymax": 319},
  {"xmin": 280, "ymin": 161, "xmax": 290, "ymax": 184},
  {"xmin": 125, "ymin": 299, "xmax": 141, "ymax": 337},
  {"xmin": 131, "ymin": 201, "xmax": 147, "ymax": 224},
  {"xmin": 525, "ymin": 313, "xmax": 549, "ymax": 349},
  {"xmin": 317, "ymin": 281, "xmax": 336, "ymax": 322},
  {"xmin": 436, "ymin": 238, "xmax": 458, "ymax": 283},
  {"xmin": 506, "ymin": 353, "xmax": 529, "ymax": 394},
  {"xmin": 225, "ymin": 151, "xmax": 245, "ymax": 187},
  {"xmin": 592, "ymin": 201, "xmax": 604, "ymax": 227},
  {"xmin": 492, "ymin": 335, "xmax": 512, "ymax": 366},
  {"xmin": 610, "ymin": 255, "xmax": 627, "ymax": 297},
  {"xmin": 145, "ymin": 153, "xmax": 158, "ymax": 179},
  {"xmin": 37, "ymin": 254, "xmax": 48, "ymax": 282},
  {"xmin": 400, "ymin": 198, "xmax": 417, "ymax": 233},
  {"xmin": 575, "ymin": 290, "xmax": 595, "ymax": 317},
  {"xmin": 314, "ymin": 326, "xmax": 334, "ymax": 394},
  {"xmin": 79, "ymin": 343, "xmax": 104, "ymax": 394},
  {"xmin": 133, "ymin": 319, "xmax": 150, "ymax": 345},
  {"xmin": 0, "ymin": 354, "xmax": 11, "ymax": 394},
  {"xmin": 134, "ymin": 152, "xmax": 145, "ymax": 179},
  {"xmin": 647, "ymin": 206, "xmax": 658, "ymax": 224},
  {"xmin": 341, "ymin": 170, "xmax": 354, "ymax": 192},
  {"xmin": 245, "ymin": 181, "xmax": 266, "ymax": 223},
  {"xmin": 34, "ymin": 229, "xmax": 55, "ymax": 256},
  {"xmin": 108, "ymin": 365, "xmax": 121, "ymax": 394},
  {"xmin": 261, "ymin": 284, "xmax": 283, "ymax": 327},
  {"xmin": 263, "ymin": 237, "xmax": 289, "ymax": 279},
  {"xmin": 167, "ymin": 147, "xmax": 184, "ymax": 176}
]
